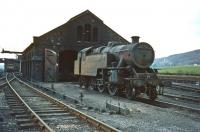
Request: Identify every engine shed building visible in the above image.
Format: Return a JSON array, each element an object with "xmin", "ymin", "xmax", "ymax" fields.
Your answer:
[{"xmin": 22, "ymin": 10, "xmax": 128, "ymax": 82}]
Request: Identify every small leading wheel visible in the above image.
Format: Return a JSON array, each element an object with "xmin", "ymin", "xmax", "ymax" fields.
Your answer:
[
  {"xmin": 156, "ymin": 85, "xmax": 164, "ymax": 95},
  {"xmin": 125, "ymin": 83, "xmax": 136, "ymax": 100},
  {"xmin": 97, "ymin": 79, "xmax": 106, "ymax": 93},
  {"xmin": 108, "ymin": 84, "xmax": 118, "ymax": 96},
  {"xmin": 79, "ymin": 76, "xmax": 88, "ymax": 89},
  {"xmin": 149, "ymin": 87, "xmax": 157, "ymax": 101},
  {"xmin": 88, "ymin": 78, "xmax": 96, "ymax": 90}
]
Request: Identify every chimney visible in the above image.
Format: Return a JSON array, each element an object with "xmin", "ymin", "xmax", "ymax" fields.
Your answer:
[
  {"xmin": 33, "ymin": 36, "xmax": 39, "ymax": 43},
  {"xmin": 131, "ymin": 36, "xmax": 140, "ymax": 43}
]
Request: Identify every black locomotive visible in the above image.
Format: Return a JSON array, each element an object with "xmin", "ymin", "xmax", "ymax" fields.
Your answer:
[
  {"xmin": 5, "ymin": 63, "xmax": 20, "ymax": 72},
  {"xmin": 74, "ymin": 36, "xmax": 160, "ymax": 100}
]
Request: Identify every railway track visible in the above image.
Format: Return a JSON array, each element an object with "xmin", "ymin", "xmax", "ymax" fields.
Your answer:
[
  {"xmin": 129, "ymin": 96, "xmax": 200, "ymax": 114},
  {"xmin": 158, "ymin": 74, "xmax": 200, "ymax": 82},
  {"xmin": 127, "ymin": 94, "xmax": 200, "ymax": 114},
  {"xmin": 104, "ymin": 92, "xmax": 200, "ymax": 115},
  {"xmin": 5, "ymin": 73, "xmax": 120, "ymax": 131},
  {"xmin": 0, "ymin": 76, "xmax": 8, "ymax": 87},
  {"xmin": 90, "ymin": 85, "xmax": 200, "ymax": 115},
  {"xmin": 171, "ymin": 83, "xmax": 200, "ymax": 93},
  {"xmin": 162, "ymin": 93, "xmax": 200, "ymax": 103},
  {"xmin": 155, "ymin": 75, "xmax": 200, "ymax": 113},
  {"xmin": 154, "ymin": 100, "xmax": 200, "ymax": 115},
  {"xmin": 159, "ymin": 82, "xmax": 200, "ymax": 111}
]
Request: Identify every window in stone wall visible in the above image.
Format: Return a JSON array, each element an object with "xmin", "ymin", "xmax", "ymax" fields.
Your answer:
[
  {"xmin": 84, "ymin": 24, "xmax": 91, "ymax": 42},
  {"xmin": 93, "ymin": 27, "xmax": 98, "ymax": 42},
  {"xmin": 77, "ymin": 26, "xmax": 83, "ymax": 42}
]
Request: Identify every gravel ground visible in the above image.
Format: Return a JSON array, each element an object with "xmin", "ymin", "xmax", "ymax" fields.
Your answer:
[{"xmin": 37, "ymin": 82, "xmax": 200, "ymax": 132}]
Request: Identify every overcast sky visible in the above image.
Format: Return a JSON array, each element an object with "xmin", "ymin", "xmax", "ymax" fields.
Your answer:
[{"xmin": 0, "ymin": 0, "xmax": 199, "ymax": 58}]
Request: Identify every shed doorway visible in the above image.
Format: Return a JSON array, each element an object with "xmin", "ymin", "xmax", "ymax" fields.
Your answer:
[{"xmin": 58, "ymin": 50, "xmax": 77, "ymax": 81}]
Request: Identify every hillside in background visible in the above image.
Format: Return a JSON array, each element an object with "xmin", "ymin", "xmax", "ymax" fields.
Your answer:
[{"xmin": 152, "ymin": 49, "xmax": 200, "ymax": 67}]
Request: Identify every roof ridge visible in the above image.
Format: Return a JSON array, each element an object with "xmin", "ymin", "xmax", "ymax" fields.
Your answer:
[{"xmin": 68, "ymin": 10, "xmax": 103, "ymax": 23}]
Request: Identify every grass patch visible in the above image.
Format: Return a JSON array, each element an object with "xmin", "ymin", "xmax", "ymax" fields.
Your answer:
[{"xmin": 158, "ymin": 65, "xmax": 200, "ymax": 75}]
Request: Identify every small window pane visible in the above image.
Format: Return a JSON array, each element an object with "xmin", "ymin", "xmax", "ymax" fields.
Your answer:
[
  {"xmin": 77, "ymin": 26, "xmax": 83, "ymax": 41},
  {"xmin": 84, "ymin": 24, "xmax": 91, "ymax": 42},
  {"xmin": 93, "ymin": 27, "xmax": 98, "ymax": 42}
]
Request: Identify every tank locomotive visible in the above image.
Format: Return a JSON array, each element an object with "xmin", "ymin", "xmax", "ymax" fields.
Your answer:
[{"xmin": 74, "ymin": 36, "xmax": 160, "ymax": 100}]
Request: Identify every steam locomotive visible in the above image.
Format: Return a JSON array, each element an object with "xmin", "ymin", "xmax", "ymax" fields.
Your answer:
[
  {"xmin": 74, "ymin": 36, "xmax": 160, "ymax": 100},
  {"xmin": 5, "ymin": 63, "xmax": 20, "ymax": 72}
]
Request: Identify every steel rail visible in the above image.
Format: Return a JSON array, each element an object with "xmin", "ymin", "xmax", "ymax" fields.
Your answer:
[
  {"xmin": 14, "ymin": 74, "xmax": 120, "ymax": 132},
  {"xmin": 173, "ymin": 82, "xmax": 199, "ymax": 88},
  {"xmin": 0, "ymin": 82, "xmax": 7, "ymax": 87},
  {"xmin": 0, "ymin": 76, "xmax": 6, "ymax": 80},
  {"xmin": 154, "ymin": 100, "xmax": 200, "ymax": 114},
  {"xmin": 0, "ymin": 77, "xmax": 15, "ymax": 87},
  {"xmin": 6, "ymin": 73, "xmax": 53, "ymax": 132},
  {"xmin": 158, "ymin": 74, "xmax": 200, "ymax": 82},
  {"xmin": 162, "ymin": 93, "xmax": 200, "ymax": 103},
  {"xmin": 172, "ymin": 83, "xmax": 200, "ymax": 93}
]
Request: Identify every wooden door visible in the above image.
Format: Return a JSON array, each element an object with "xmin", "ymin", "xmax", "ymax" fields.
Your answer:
[{"xmin": 44, "ymin": 49, "xmax": 58, "ymax": 82}]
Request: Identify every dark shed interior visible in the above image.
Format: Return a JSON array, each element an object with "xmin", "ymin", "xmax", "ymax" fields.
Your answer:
[{"xmin": 58, "ymin": 50, "xmax": 77, "ymax": 81}]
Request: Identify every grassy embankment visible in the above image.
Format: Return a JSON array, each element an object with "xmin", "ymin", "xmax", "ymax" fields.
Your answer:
[{"xmin": 158, "ymin": 65, "xmax": 200, "ymax": 76}]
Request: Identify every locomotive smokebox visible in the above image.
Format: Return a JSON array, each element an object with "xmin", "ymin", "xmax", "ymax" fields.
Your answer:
[{"xmin": 131, "ymin": 36, "xmax": 140, "ymax": 43}]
